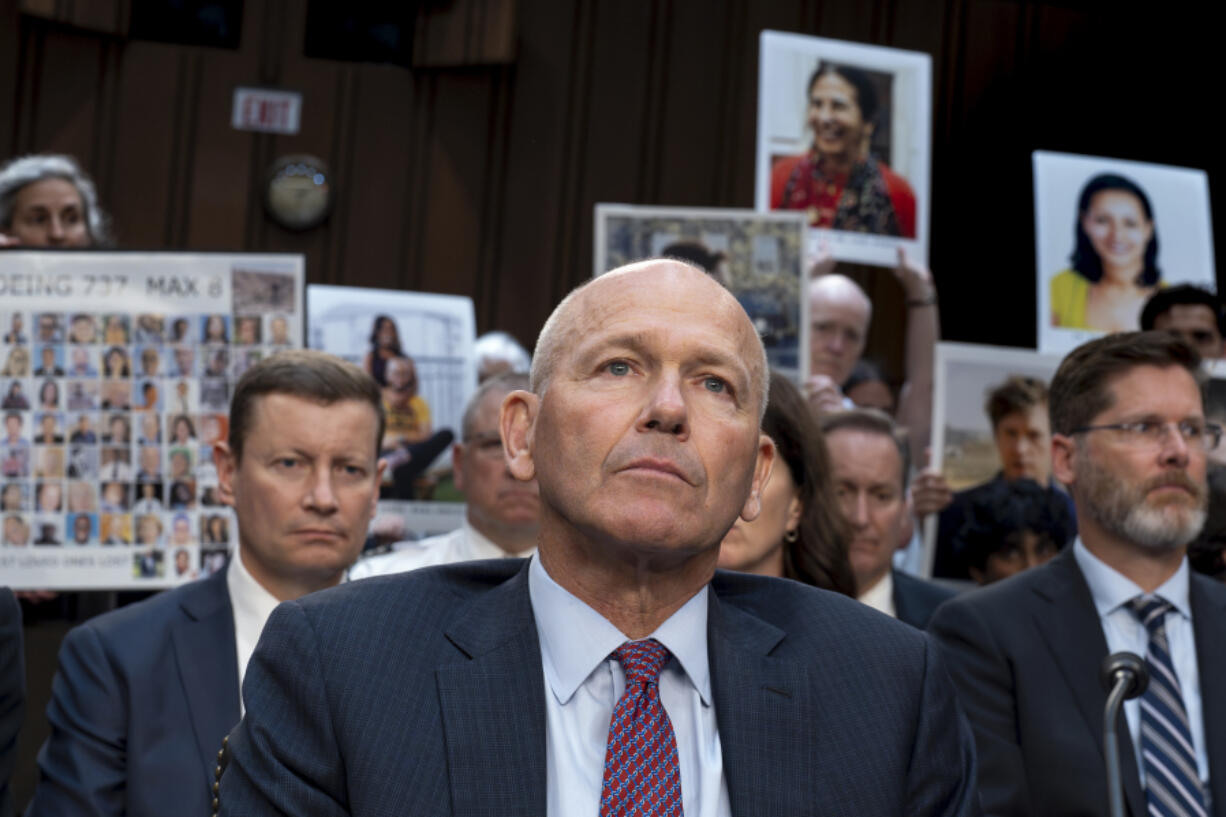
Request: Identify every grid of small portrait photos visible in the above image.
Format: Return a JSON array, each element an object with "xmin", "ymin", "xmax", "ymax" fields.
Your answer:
[{"xmin": 1, "ymin": 308, "xmax": 295, "ymax": 580}]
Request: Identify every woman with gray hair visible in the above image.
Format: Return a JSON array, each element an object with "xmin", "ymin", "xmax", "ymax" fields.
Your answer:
[{"xmin": 0, "ymin": 153, "xmax": 112, "ymax": 247}]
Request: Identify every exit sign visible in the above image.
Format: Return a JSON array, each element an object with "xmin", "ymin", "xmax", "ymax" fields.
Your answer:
[{"xmin": 232, "ymin": 87, "xmax": 302, "ymax": 135}]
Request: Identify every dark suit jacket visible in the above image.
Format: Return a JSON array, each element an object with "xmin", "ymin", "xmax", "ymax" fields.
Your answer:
[
  {"xmin": 930, "ymin": 547, "xmax": 1226, "ymax": 816},
  {"xmin": 220, "ymin": 561, "xmax": 980, "ymax": 816},
  {"xmin": 0, "ymin": 589, "xmax": 24, "ymax": 817},
  {"xmin": 26, "ymin": 568, "xmax": 241, "ymax": 817},
  {"xmin": 893, "ymin": 569, "xmax": 957, "ymax": 630}
]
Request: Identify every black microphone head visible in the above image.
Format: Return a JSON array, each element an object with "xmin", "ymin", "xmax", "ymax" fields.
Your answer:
[{"xmin": 1100, "ymin": 652, "xmax": 1149, "ymax": 700}]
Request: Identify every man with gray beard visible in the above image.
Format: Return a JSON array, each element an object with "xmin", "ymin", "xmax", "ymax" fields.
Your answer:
[{"xmin": 931, "ymin": 331, "xmax": 1226, "ymax": 817}]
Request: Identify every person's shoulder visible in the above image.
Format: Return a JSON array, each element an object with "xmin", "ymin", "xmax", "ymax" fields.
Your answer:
[
  {"xmin": 894, "ymin": 568, "xmax": 957, "ymax": 604},
  {"xmin": 712, "ymin": 570, "xmax": 927, "ymax": 654},
  {"xmin": 1191, "ymin": 568, "xmax": 1226, "ymax": 605},
  {"xmin": 1050, "ymin": 268, "xmax": 1084, "ymax": 296},
  {"xmin": 877, "ymin": 161, "xmax": 916, "ymax": 198},
  {"xmin": 935, "ymin": 553, "xmax": 1060, "ymax": 622},
  {"xmin": 66, "ymin": 573, "xmax": 228, "ymax": 653},
  {"xmin": 348, "ymin": 531, "xmax": 456, "ymax": 579}
]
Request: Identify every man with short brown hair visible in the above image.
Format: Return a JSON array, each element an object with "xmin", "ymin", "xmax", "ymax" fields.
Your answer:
[{"xmin": 28, "ymin": 350, "xmax": 386, "ymax": 817}]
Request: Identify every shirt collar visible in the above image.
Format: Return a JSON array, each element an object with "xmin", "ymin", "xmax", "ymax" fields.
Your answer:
[
  {"xmin": 527, "ymin": 554, "xmax": 711, "ymax": 707},
  {"xmin": 1072, "ymin": 537, "xmax": 1191, "ymax": 620},
  {"xmin": 226, "ymin": 548, "xmax": 283, "ymax": 636},
  {"xmin": 857, "ymin": 570, "xmax": 895, "ymax": 617}
]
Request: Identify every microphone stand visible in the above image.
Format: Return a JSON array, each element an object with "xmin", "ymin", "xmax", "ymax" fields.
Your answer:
[{"xmin": 1101, "ymin": 652, "xmax": 1148, "ymax": 817}]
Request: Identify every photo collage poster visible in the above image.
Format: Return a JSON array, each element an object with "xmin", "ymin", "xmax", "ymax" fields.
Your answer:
[
  {"xmin": 925, "ymin": 342, "xmax": 1065, "ymax": 576},
  {"xmin": 756, "ymin": 30, "xmax": 932, "ymax": 268},
  {"xmin": 1034, "ymin": 151, "xmax": 1216, "ymax": 355},
  {"xmin": 307, "ymin": 286, "xmax": 476, "ymax": 540},
  {"xmin": 594, "ymin": 205, "xmax": 809, "ymax": 383},
  {"xmin": 1, "ymin": 251, "xmax": 304, "ymax": 589}
]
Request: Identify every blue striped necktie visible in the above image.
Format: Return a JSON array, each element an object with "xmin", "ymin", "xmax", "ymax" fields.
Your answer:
[{"xmin": 1126, "ymin": 596, "xmax": 1208, "ymax": 817}]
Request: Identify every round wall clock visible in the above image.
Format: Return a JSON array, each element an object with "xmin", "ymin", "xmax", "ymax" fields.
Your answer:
[{"xmin": 264, "ymin": 154, "xmax": 332, "ymax": 230}]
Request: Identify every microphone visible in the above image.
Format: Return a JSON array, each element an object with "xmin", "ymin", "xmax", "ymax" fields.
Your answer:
[{"xmin": 1100, "ymin": 652, "xmax": 1149, "ymax": 817}]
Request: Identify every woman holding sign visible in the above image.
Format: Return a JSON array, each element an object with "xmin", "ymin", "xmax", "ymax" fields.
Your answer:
[
  {"xmin": 770, "ymin": 62, "xmax": 916, "ymax": 238},
  {"xmin": 1050, "ymin": 174, "xmax": 1161, "ymax": 332}
]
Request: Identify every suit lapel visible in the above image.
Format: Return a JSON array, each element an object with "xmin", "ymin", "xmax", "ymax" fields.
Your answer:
[
  {"xmin": 1030, "ymin": 549, "xmax": 1146, "ymax": 816},
  {"xmin": 1190, "ymin": 574, "xmax": 1226, "ymax": 817},
  {"xmin": 437, "ymin": 565, "xmax": 546, "ymax": 817},
  {"xmin": 708, "ymin": 589, "xmax": 811, "ymax": 815},
  {"xmin": 170, "ymin": 569, "xmax": 241, "ymax": 790}
]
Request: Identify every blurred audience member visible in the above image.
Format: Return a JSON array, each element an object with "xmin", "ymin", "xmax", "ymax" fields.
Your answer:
[
  {"xmin": 1140, "ymin": 284, "xmax": 1226, "ymax": 360},
  {"xmin": 25, "ymin": 350, "xmax": 385, "ymax": 817},
  {"xmin": 717, "ymin": 372, "xmax": 856, "ymax": 596},
  {"xmin": 352, "ymin": 373, "xmax": 539, "ymax": 578},
  {"xmin": 473, "ymin": 330, "xmax": 531, "ymax": 382},
  {"xmin": 932, "ymin": 331, "xmax": 1226, "ymax": 816},
  {"xmin": 807, "ymin": 248, "xmax": 937, "ymax": 464},
  {"xmin": 933, "ymin": 375, "xmax": 1076, "ymax": 579},
  {"xmin": 821, "ymin": 409, "xmax": 955, "ymax": 628},
  {"xmin": 953, "ymin": 478, "xmax": 1074, "ymax": 585},
  {"xmin": 1188, "ymin": 465, "xmax": 1226, "ymax": 582},
  {"xmin": 0, "ymin": 154, "xmax": 111, "ymax": 247},
  {"xmin": 363, "ymin": 315, "xmax": 403, "ymax": 387},
  {"xmin": 842, "ymin": 359, "xmax": 895, "ymax": 413}
]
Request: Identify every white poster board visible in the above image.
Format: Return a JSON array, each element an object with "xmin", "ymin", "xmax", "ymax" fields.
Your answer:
[
  {"xmin": 1034, "ymin": 151, "xmax": 1216, "ymax": 355},
  {"xmin": 755, "ymin": 31, "xmax": 931, "ymax": 267},
  {"xmin": 594, "ymin": 204, "xmax": 809, "ymax": 383},
  {"xmin": 1, "ymin": 251, "xmax": 304, "ymax": 589}
]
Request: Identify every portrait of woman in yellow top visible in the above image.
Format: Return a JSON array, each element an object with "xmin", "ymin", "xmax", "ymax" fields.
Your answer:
[{"xmin": 1050, "ymin": 173, "xmax": 1160, "ymax": 332}]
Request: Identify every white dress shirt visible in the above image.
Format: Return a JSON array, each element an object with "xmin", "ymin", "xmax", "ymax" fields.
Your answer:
[
  {"xmin": 528, "ymin": 555, "xmax": 731, "ymax": 817},
  {"xmin": 225, "ymin": 551, "xmax": 281, "ymax": 715},
  {"xmin": 857, "ymin": 570, "xmax": 896, "ymax": 618},
  {"xmin": 1073, "ymin": 539, "xmax": 1209, "ymax": 787},
  {"xmin": 348, "ymin": 521, "xmax": 535, "ymax": 580}
]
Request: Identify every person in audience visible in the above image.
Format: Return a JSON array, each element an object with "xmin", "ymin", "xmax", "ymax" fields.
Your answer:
[
  {"xmin": 933, "ymin": 375, "xmax": 1076, "ymax": 579},
  {"xmin": 218, "ymin": 259, "xmax": 976, "ymax": 815},
  {"xmin": 473, "ymin": 330, "xmax": 531, "ymax": 382},
  {"xmin": 952, "ymin": 477, "xmax": 1075, "ymax": 585},
  {"xmin": 1188, "ymin": 465, "xmax": 1226, "ymax": 582},
  {"xmin": 932, "ymin": 331, "xmax": 1226, "ymax": 816},
  {"xmin": 843, "ymin": 359, "xmax": 895, "ymax": 413},
  {"xmin": 352, "ymin": 373, "xmax": 540, "ymax": 579},
  {"xmin": 717, "ymin": 371, "xmax": 856, "ymax": 596},
  {"xmin": 0, "ymin": 154, "xmax": 112, "ymax": 247},
  {"xmin": 807, "ymin": 249, "xmax": 938, "ymax": 464},
  {"xmin": 26, "ymin": 350, "xmax": 386, "ymax": 817},
  {"xmin": 1140, "ymin": 284, "xmax": 1226, "ymax": 360},
  {"xmin": 0, "ymin": 588, "xmax": 23, "ymax": 817},
  {"xmin": 821, "ymin": 408, "xmax": 956, "ymax": 628},
  {"xmin": 363, "ymin": 314, "xmax": 404, "ymax": 387},
  {"xmin": 1050, "ymin": 173, "xmax": 1160, "ymax": 332},
  {"xmin": 770, "ymin": 62, "xmax": 916, "ymax": 237}
]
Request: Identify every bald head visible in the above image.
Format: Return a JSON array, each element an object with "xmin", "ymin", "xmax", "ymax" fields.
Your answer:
[
  {"xmin": 531, "ymin": 259, "xmax": 770, "ymax": 418},
  {"xmin": 809, "ymin": 274, "xmax": 872, "ymax": 385}
]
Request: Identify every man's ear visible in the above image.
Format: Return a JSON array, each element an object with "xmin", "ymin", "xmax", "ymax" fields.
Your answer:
[
  {"xmin": 500, "ymin": 390, "xmax": 538, "ymax": 483},
  {"xmin": 739, "ymin": 434, "xmax": 777, "ymax": 522},
  {"xmin": 451, "ymin": 442, "xmax": 467, "ymax": 493},
  {"xmin": 1050, "ymin": 433, "xmax": 1077, "ymax": 487},
  {"xmin": 214, "ymin": 441, "xmax": 238, "ymax": 508}
]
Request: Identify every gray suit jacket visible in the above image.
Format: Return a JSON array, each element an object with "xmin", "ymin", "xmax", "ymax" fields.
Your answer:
[
  {"xmin": 930, "ymin": 547, "xmax": 1226, "ymax": 816},
  {"xmin": 220, "ymin": 560, "xmax": 980, "ymax": 816}
]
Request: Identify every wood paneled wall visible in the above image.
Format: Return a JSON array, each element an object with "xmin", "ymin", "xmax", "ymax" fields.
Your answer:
[{"xmin": 1, "ymin": 0, "xmax": 1220, "ymax": 365}]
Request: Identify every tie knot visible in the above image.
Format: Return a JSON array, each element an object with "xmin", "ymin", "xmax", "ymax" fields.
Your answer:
[
  {"xmin": 1126, "ymin": 596, "xmax": 1174, "ymax": 633},
  {"xmin": 614, "ymin": 638, "xmax": 670, "ymax": 688}
]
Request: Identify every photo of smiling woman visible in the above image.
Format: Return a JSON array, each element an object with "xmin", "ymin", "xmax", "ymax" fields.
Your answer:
[
  {"xmin": 770, "ymin": 61, "xmax": 915, "ymax": 238},
  {"xmin": 1050, "ymin": 173, "xmax": 1160, "ymax": 332}
]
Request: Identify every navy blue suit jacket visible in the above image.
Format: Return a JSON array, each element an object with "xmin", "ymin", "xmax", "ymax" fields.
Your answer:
[
  {"xmin": 930, "ymin": 548, "xmax": 1226, "ymax": 816},
  {"xmin": 0, "ymin": 589, "xmax": 23, "ymax": 817},
  {"xmin": 893, "ymin": 569, "xmax": 957, "ymax": 630},
  {"xmin": 220, "ymin": 560, "xmax": 980, "ymax": 816},
  {"xmin": 26, "ymin": 569, "xmax": 241, "ymax": 817}
]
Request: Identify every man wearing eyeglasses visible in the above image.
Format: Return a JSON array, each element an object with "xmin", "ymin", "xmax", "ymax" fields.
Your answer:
[
  {"xmin": 932, "ymin": 331, "xmax": 1226, "ymax": 817},
  {"xmin": 352, "ymin": 372, "xmax": 540, "ymax": 578}
]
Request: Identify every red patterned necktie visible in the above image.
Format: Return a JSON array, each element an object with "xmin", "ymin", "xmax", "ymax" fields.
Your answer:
[{"xmin": 599, "ymin": 638, "xmax": 683, "ymax": 817}]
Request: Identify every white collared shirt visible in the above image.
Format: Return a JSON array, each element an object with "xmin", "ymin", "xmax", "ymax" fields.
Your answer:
[
  {"xmin": 528, "ymin": 555, "xmax": 730, "ymax": 817},
  {"xmin": 225, "ymin": 551, "xmax": 281, "ymax": 715},
  {"xmin": 857, "ymin": 570, "xmax": 896, "ymax": 618},
  {"xmin": 1073, "ymin": 538, "xmax": 1208, "ymax": 787},
  {"xmin": 348, "ymin": 520, "xmax": 535, "ymax": 580}
]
